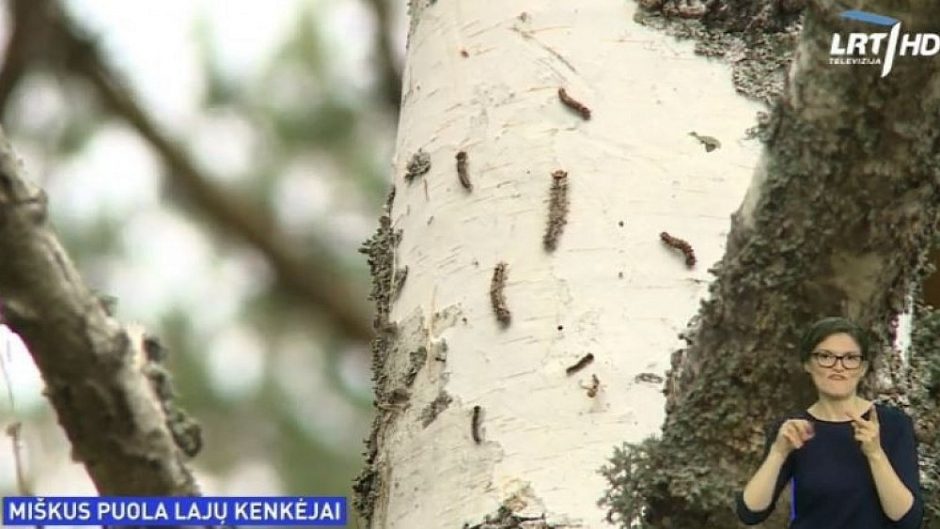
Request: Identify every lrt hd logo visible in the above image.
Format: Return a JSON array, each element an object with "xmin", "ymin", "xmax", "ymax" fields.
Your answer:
[{"xmin": 829, "ymin": 10, "xmax": 940, "ymax": 77}]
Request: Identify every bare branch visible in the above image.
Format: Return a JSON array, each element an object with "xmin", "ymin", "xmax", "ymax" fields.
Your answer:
[{"xmin": 0, "ymin": 129, "xmax": 201, "ymax": 494}]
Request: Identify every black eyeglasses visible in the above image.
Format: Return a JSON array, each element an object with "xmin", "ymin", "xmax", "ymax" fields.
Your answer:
[{"xmin": 810, "ymin": 351, "xmax": 865, "ymax": 370}]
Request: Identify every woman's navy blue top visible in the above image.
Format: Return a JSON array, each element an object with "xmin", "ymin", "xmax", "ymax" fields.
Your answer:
[{"xmin": 735, "ymin": 403, "xmax": 924, "ymax": 529}]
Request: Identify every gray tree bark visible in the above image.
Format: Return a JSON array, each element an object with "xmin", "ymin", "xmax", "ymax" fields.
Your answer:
[
  {"xmin": 0, "ymin": 131, "xmax": 202, "ymax": 494},
  {"xmin": 618, "ymin": 1, "xmax": 940, "ymax": 527}
]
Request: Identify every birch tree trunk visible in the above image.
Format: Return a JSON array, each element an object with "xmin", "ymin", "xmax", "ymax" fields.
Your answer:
[
  {"xmin": 356, "ymin": 0, "xmax": 940, "ymax": 528},
  {"xmin": 356, "ymin": 1, "xmax": 764, "ymax": 527}
]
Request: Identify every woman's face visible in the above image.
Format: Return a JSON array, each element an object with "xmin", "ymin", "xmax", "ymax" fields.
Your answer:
[{"xmin": 803, "ymin": 332, "xmax": 867, "ymax": 399}]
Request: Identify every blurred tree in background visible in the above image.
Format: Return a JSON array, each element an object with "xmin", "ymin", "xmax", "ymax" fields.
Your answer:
[{"xmin": 0, "ymin": 0, "xmax": 404, "ymax": 502}]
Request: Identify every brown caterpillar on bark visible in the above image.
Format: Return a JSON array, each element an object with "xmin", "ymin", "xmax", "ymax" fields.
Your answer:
[
  {"xmin": 565, "ymin": 353, "xmax": 595, "ymax": 376},
  {"xmin": 544, "ymin": 170, "xmax": 569, "ymax": 251},
  {"xmin": 490, "ymin": 262, "xmax": 511, "ymax": 326},
  {"xmin": 471, "ymin": 405, "xmax": 483, "ymax": 444},
  {"xmin": 659, "ymin": 231, "xmax": 696, "ymax": 267},
  {"xmin": 558, "ymin": 88, "xmax": 591, "ymax": 120},
  {"xmin": 456, "ymin": 151, "xmax": 472, "ymax": 191}
]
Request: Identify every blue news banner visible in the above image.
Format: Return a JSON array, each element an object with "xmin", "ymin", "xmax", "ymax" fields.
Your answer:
[{"xmin": 2, "ymin": 496, "xmax": 347, "ymax": 527}]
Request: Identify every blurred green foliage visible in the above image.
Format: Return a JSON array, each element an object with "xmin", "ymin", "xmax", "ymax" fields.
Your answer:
[{"xmin": 0, "ymin": 0, "xmax": 400, "ymax": 508}]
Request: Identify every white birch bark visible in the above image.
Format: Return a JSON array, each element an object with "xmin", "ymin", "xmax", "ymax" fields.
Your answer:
[{"xmin": 368, "ymin": 1, "xmax": 766, "ymax": 527}]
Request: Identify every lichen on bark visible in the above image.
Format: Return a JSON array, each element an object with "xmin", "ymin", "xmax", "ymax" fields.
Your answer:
[
  {"xmin": 601, "ymin": 2, "xmax": 940, "ymax": 528},
  {"xmin": 908, "ymin": 282, "xmax": 940, "ymax": 525},
  {"xmin": 353, "ymin": 186, "xmax": 400, "ymax": 523},
  {"xmin": 634, "ymin": 0, "xmax": 803, "ymax": 104}
]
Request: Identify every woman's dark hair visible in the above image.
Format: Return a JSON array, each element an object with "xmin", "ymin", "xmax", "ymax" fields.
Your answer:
[{"xmin": 798, "ymin": 316, "xmax": 872, "ymax": 363}]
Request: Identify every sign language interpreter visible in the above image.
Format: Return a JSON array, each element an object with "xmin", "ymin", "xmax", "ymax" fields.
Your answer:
[{"xmin": 735, "ymin": 317, "xmax": 923, "ymax": 529}]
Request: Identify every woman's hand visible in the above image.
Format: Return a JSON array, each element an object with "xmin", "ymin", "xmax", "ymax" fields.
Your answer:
[
  {"xmin": 771, "ymin": 419, "xmax": 815, "ymax": 457},
  {"xmin": 847, "ymin": 405, "xmax": 884, "ymax": 458}
]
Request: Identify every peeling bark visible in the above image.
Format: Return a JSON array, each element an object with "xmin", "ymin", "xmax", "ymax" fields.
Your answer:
[{"xmin": 0, "ymin": 131, "xmax": 202, "ymax": 494}]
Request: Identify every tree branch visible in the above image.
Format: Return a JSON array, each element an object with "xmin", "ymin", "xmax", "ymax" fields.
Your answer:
[
  {"xmin": 0, "ymin": 129, "xmax": 202, "ymax": 494},
  {"xmin": 28, "ymin": 0, "xmax": 374, "ymax": 342}
]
